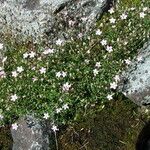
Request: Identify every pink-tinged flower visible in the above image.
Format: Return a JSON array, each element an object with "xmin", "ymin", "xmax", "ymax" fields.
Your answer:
[
  {"xmin": 12, "ymin": 71, "xmax": 18, "ymax": 77},
  {"xmin": 39, "ymin": 67, "xmax": 46, "ymax": 74},
  {"xmin": 110, "ymin": 82, "xmax": 117, "ymax": 90},
  {"xmin": 62, "ymin": 82, "xmax": 71, "ymax": 92},
  {"xmin": 106, "ymin": 46, "xmax": 113, "ymax": 53},
  {"xmin": 11, "ymin": 123, "xmax": 18, "ymax": 130},
  {"xmin": 32, "ymin": 77, "xmax": 38, "ymax": 82},
  {"xmin": 0, "ymin": 70, "xmax": 6, "ymax": 78},
  {"xmin": 51, "ymin": 125, "xmax": 59, "ymax": 132},
  {"xmin": 10, "ymin": 94, "xmax": 18, "ymax": 102},
  {"xmin": 43, "ymin": 48, "xmax": 55, "ymax": 55},
  {"xmin": 140, "ymin": 12, "xmax": 146, "ymax": 18}
]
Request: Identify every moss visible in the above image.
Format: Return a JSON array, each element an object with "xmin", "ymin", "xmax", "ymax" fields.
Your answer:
[{"xmin": 58, "ymin": 97, "xmax": 148, "ymax": 150}]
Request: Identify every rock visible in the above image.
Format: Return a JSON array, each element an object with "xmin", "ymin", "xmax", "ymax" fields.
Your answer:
[
  {"xmin": 119, "ymin": 41, "xmax": 150, "ymax": 106},
  {"xmin": 0, "ymin": 0, "xmax": 111, "ymax": 42},
  {"xmin": 11, "ymin": 115, "xmax": 55, "ymax": 150}
]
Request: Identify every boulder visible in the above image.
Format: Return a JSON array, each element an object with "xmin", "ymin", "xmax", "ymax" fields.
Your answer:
[
  {"xmin": 119, "ymin": 41, "xmax": 150, "ymax": 106},
  {"xmin": 0, "ymin": 0, "xmax": 110, "ymax": 42},
  {"xmin": 11, "ymin": 115, "xmax": 55, "ymax": 150}
]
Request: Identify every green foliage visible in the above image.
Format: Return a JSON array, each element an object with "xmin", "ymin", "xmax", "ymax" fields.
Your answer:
[{"xmin": 0, "ymin": 0, "xmax": 149, "ymax": 125}]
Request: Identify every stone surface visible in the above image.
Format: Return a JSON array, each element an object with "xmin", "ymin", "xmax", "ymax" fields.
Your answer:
[
  {"xmin": 0, "ymin": 0, "xmax": 109, "ymax": 42},
  {"xmin": 119, "ymin": 41, "xmax": 150, "ymax": 106},
  {"xmin": 11, "ymin": 115, "xmax": 55, "ymax": 150}
]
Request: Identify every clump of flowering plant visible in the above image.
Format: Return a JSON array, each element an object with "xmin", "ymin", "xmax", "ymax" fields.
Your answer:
[{"xmin": 0, "ymin": 0, "xmax": 149, "ymax": 128}]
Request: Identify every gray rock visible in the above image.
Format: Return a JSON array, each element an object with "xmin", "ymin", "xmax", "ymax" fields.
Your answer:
[
  {"xmin": 119, "ymin": 41, "xmax": 150, "ymax": 106},
  {"xmin": 0, "ymin": 0, "xmax": 109, "ymax": 42},
  {"xmin": 11, "ymin": 115, "xmax": 55, "ymax": 150}
]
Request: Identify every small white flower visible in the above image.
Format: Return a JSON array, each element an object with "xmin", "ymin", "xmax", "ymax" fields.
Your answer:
[
  {"xmin": 56, "ymin": 72, "xmax": 61, "ymax": 78},
  {"xmin": 95, "ymin": 62, "xmax": 101, "ymax": 68},
  {"xmin": 29, "ymin": 51, "xmax": 36, "ymax": 58},
  {"xmin": 62, "ymin": 82, "xmax": 71, "ymax": 92},
  {"xmin": 143, "ymin": 7, "xmax": 148, "ymax": 12},
  {"xmin": 0, "ymin": 43, "xmax": 3, "ymax": 49},
  {"xmin": 0, "ymin": 114, "xmax": 4, "ymax": 120},
  {"xmin": 51, "ymin": 125, "xmax": 59, "ymax": 132},
  {"xmin": 56, "ymin": 108, "xmax": 62, "ymax": 114},
  {"xmin": 100, "ymin": 39, "xmax": 107, "ymax": 46},
  {"xmin": 120, "ymin": 13, "xmax": 127, "ymax": 20},
  {"xmin": 137, "ymin": 56, "xmax": 143, "ymax": 62},
  {"xmin": 43, "ymin": 113, "xmax": 49, "ymax": 119},
  {"xmin": 17, "ymin": 66, "xmax": 24, "ymax": 73},
  {"xmin": 12, "ymin": 71, "xmax": 18, "ymax": 77},
  {"xmin": 125, "ymin": 59, "xmax": 131, "ymax": 65},
  {"xmin": 114, "ymin": 75, "xmax": 120, "ymax": 82},
  {"xmin": 108, "ymin": 8, "xmax": 114, "ymax": 14},
  {"xmin": 12, "ymin": 123, "xmax": 18, "ymax": 130},
  {"xmin": 0, "ymin": 70, "xmax": 6, "ymax": 78},
  {"xmin": 140, "ymin": 12, "xmax": 146, "ymax": 18},
  {"xmin": 93, "ymin": 69, "xmax": 99, "ymax": 76},
  {"xmin": 56, "ymin": 39, "xmax": 63, "ymax": 46},
  {"xmin": 10, "ymin": 94, "xmax": 18, "ymax": 102},
  {"xmin": 109, "ymin": 18, "xmax": 116, "ymax": 24},
  {"xmin": 62, "ymin": 104, "xmax": 69, "ymax": 110},
  {"xmin": 43, "ymin": 48, "xmax": 55, "ymax": 55},
  {"xmin": 39, "ymin": 67, "xmax": 46, "ymax": 74},
  {"xmin": 23, "ymin": 52, "xmax": 29, "ymax": 59},
  {"xmin": 110, "ymin": 82, "xmax": 117, "ymax": 90},
  {"xmin": 62, "ymin": 71, "xmax": 67, "ymax": 77},
  {"xmin": 95, "ymin": 29, "xmax": 102, "ymax": 35},
  {"xmin": 106, "ymin": 46, "xmax": 113, "ymax": 53},
  {"xmin": 107, "ymin": 94, "xmax": 113, "ymax": 100}
]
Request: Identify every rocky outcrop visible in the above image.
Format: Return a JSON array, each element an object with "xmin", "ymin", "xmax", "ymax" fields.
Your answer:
[
  {"xmin": 0, "ymin": 0, "xmax": 111, "ymax": 42},
  {"xmin": 119, "ymin": 41, "xmax": 150, "ymax": 106},
  {"xmin": 11, "ymin": 115, "xmax": 55, "ymax": 150}
]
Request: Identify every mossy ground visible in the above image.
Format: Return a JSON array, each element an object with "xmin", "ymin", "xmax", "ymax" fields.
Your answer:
[{"xmin": 58, "ymin": 97, "xmax": 149, "ymax": 150}]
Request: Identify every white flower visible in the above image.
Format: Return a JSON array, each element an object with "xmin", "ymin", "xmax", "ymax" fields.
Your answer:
[
  {"xmin": 0, "ymin": 43, "xmax": 3, "ymax": 49},
  {"xmin": 125, "ymin": 59, "xmax": 131, "ymax": 65},
  {"xmin": 95, "ymin": 62, "xmax": 101, "ymax": 68},
  {"xmin": 100, "ymin": 39, "xmax": 107, "ymax": 46},
  {"xmin": 17, "ymin": 66, "xmax": 24, "ymax": 73},
  {"xmin": 140, "ymin": 12, "xmax": 146, "ymax": 18},
  {"xmin": 0, "ymin": 114, "xmax": 4, "ymax": 120},
  {"xmin": 56, "ymin": 39, "xmax": 63, "ymax": 46},
  {"xmin": 62, "ymin": 104, "xmax": 69, "ymax": 110},
  {"xmin": 120, "ymin": 13, "xmax": 127, "ymax": 20},
  {"xmin": 56, "ymin": 108, "xmax": 62, "ymax": 114},
  {"xmin": 51, "ymin": 125, "xmax": 59, "ymax": 132},
  {"xmin": 0, "ymin": 70, "xmax": 6, "ymax": 78},
  {"xmin": 62, "ymin": 71, "xmax": 67, "ymax": 77},
  {"xmin": 110, "ymin": 82, "xmax": 117, "ymax": 90},
  {"xmin": 12, "ymin": 123, "xmax": 18, "ymax": 130},
  {"xmin": 106, "ymin": 46, "xmax": 113, "ymax": 53},
  {"xmin": 137, "ymin": 56, "xmax": 143, "ymax": 62},
  {"xmin": 23, "ymin": 52, "xmax": 29, "ymax": 59},
  {"xmin": 95, "ymin": 29, "xmax": 102, "ymax": 35},
  {"xmin": 29, "ymin": 51, "xmax": 36, "ymax": 58},
  {"xmin": 143, "ymin": 7, "xmax": 148, "ymax": 11},
  {"xmin": 93, "ymin": 69, "xmax": 99, "ymax": 76},
  {"xmin": 109, "ymin": 18, "xmax": 116, "ymax": 24},
  {"xmin": 62, "ymin": 82, "xmax": 71, "ymax": 92},
  {"xmin": 108, "ymin": 8, "xmax": 114, "ymax": 14},
  {"xmin": 10, "ymin": 94, "xmax": 18, "ymax": 102},
  {"xmin": 43, "ymin": 113, "xmax": 49, "ymax": 119},
  {"xmin": 56, "ymin": 72, "xmax": 61, "ymax": 78},
  {"xmin": 12, "ymin": 71, "xmax": 18, "ymax": 77},
  {"xmin": 43, "ymin": 48, "xmax": 55, "ymax": 55},
  {"xmin": 114, "ymin": 75, "xmax": 120, "ymax": 82},
  {"xmin": 39, "ymin": 67, "xmax": 46, "ymax": 74},
  {"xmin": 107, "ymin": 94, "xmax": 113, "ymax": 100}
]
